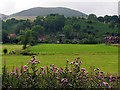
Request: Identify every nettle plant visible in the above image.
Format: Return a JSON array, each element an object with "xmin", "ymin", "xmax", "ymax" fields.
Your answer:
[{"xmin": 2, "ymin": 56, "xmax": 120, "ymax": 89}]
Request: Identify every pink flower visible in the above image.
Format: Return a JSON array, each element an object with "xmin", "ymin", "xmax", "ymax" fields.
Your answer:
[
  {"xmin": 41, "ymin": 72, "xmax": 44, "ymax": 75},
  {"xmin": 16, "ymin": 68, "xmax": 18, "ymax": 72},
  {"xmin": 74, "ymin": 63, "xmax": 78, "ymax": 65},
  {"xmin": 96, "ymin": 68, "xmax": 99, "ymax": 70},
  {"xmin": 32, "ymin": 61, "xmax": 36, "ymax": 64},
  {"xmin": 41, "ymin": 67, "xmax": 45, "ymax": 70},
  {"xmin": 66, "ymin": 59, "xmax": 69, "ymax": 62},
  {"xmin": 38, "ymin": 61, "xmax": 40, "ymax": 63},
  {"xmin": 56, "ymin": 77, "xmax": 58, "ymax": 79},
  {"xmin": 24, "ymin": 65, "xmax": 27, "ymax": 68},
  {"xmin": 21, "ymin": 65, "xmax": 23, "ymax": 68},
  {"xmin": 53, "ymin": 69, "xmax": 56, "ymax": 72},
  {"xmin": 23, "ymin": 69, "xmax": 26, "ymax": 72},
  {"xmin": 81, "ymin": 68, "xmax": 85, "ymax": 71},
  {"xmin": 26, "ymin": 67, "xmax": 28, "ymax": 71},
  {"xmin": 11, "ymin": 70, "xmax": 15, "ymax": 74}
]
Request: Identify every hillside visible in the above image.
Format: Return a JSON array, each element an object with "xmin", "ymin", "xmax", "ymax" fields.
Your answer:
[
  {"xmin": 0, "ymin": 13, "xmax": 8, "ymax": 20},
  {"xmin": 10, "ymin": 7, "xmax": 88, "ymax": 18}
]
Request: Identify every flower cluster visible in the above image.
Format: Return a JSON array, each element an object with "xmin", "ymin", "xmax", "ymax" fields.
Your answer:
[{"xmin": 2, "ymin": 56, "xmax": 120, "ymax": 89}]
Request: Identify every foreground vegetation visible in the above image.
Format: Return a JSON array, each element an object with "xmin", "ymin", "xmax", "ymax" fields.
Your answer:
[{"xmin": 2, "ymin": 56, "xmax": 120, "ymax": 88}]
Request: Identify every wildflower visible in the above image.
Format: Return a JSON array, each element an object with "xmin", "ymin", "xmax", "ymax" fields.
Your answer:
[
  {"xmin": 86, "ymin": 72, "xmax": 88, "ymax": 74},
  {"xmin": 103, "ymin": 82, "xmax": 108, "ymax": 86},
  {"xmin": 54, "ymin": 67, "xmax": 57, "ymax": 69},
  {"xmin": 75, "ymin": 59, "xmax": 78, "ymax": 62},
  {"xmin": 38, "ymin": 61, "xmax": 40, "ymax": 63},
  {"xmin": 61, "ymin": 78, "xmax": 64, "ymax": 82},
  {"xmin": 26, "ymin": 67, "xmax": 28, "ymax": 71},
  {"xmin": 94, "ymin": 69, "xmax": 96, "ymax": 71},
  {"xmin": 66, "ymin": 69, "xmax": 69, "ymax": 71},
  {"xmin": 81, "ymin": 68, "xmax": 85, "ymax": 71},
  {"xmin": 65, "ymin": 66, "xmax": 67, "ymax": 68},
  {"xmin": 78, "ymin": 61, "xmax": 82, "ymax": 65},
  {"xmin": 107, "ymin": 73, "xmax": 109, "ymax": 77},
  {"xmin": 66, "ymin": 59, "xmax": 69, "ymax": 62},
  {"xmin": 16, "ymin": 68, "xmax": 18, "ymax": 72},
  {"xmin": 69, "ymin": 84, "xmax": 72, "ymax": 87},
  {"xmin": 31, "ymin": 58, "xmax": 34, "ymax": 61},
  {"xmin": 53, "ymin": 69, "xmax": 56, "ymax": 72},
  {"xmin": 32, "ymin": 61, "xmax": 36, "ymax": 64},
  {"xmin": 20, "ymin": 73, "xmax": 22, "ymax": 75},
  {"xmin": 77, "ymin": 57, "xmax": 80, "ymax": 59},
  {"xmin": 109, "ymin": 76, "xmax": 112, "ymax": 79},
  {"xmin": 57, "ymin": 68, "xmax": 59, "ymax": 71},
  {"xmin": 21, "ymin": 65, "xmax": 23, "ymax": 68},
  {"xmin": 27, "ymin": 63, "xmax": 29, "ymax": 65},
  {"xmin": 50, "ymin": 67, "xmax": 53, "ymax": 70},
  {"xmin": 46, "ymin": 66, "xmax": 48, "ymax": 68},
  {"xmin": 74, "ymin": 63, "xmax": 78, "ymax": 65},
  {"xmin": 41, "ymin": 67, "xmax": 45, "ymax": 70},
  {"xmin": 23, "ymin": 69, "xmax": 26, "ymax": 72},
  {"xmin": 11, "ymin": 70, "xmax": 15, "ymax": 74},
  {"xmin": 41, "ymin": 72, "xmax": 44, "ymax": 75},
  {"xmin": 70, "ymin": 71, "xmax": 72, "ymax": 73},
  {"xmin": 100, "ymin": 71, "xmax": 104, "ymax": 73},
  {"xmin": 96, "ymin": 68, "xmax": 99, "ymax": 70},
  {"xmin": 24, "ymin": 65, "xmax": 27, "ymax": 68},
  {"xmin": 90, "ymin": 78, "xmax": 93, "ymax": 81},
  {"xmin": 56, "ymin": 77, "xmax": 58, "ymax": 79}
]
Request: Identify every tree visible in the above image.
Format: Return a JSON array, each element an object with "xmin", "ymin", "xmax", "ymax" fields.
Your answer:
[
  {"xmin": 15, "ymin": 19, "xmax": 32, "ymax": 34},
  {"xmin": 20, "ymin": 28, "xmax": 33, "ymax": 49},
  {"xmin": 2, "ymin": 30, "xmax": 9, "ymax": 44},
  {"xmin": 88, "ymin": 14, "xmax": 97, "ymax": 21},
  {"xmin": 33, "ymin": 16, "xmax": 44, "ymax": 26},
  {"xmin": 62, "ymin": 25, "xmax": 73, "ymax": 39},
  {"xmin": 104, "ymin": 15, "xmax": 111, "ymax": 23},
  {"xmin": 32, "ymin": 25, "xmax": 44, "ymax": 36},
  {"xmin": 97, "ymin": 16, "xmax": 104, "ymax": 22},
  {"xmin": 43, "ymin": 14, "xmax": 65, "ymax": 33}
]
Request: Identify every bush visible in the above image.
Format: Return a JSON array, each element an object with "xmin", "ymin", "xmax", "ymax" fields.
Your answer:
[
  {"xmin": 3, "ymin": 48, "xmax": 8, "ymax": 55},
  {"xmin": 2, "ymin": 56, "xmax": 119, "ymax": 88},
  {"xmin": 20, "ymin": 49, "xmax": 37, "ymax": 55}
]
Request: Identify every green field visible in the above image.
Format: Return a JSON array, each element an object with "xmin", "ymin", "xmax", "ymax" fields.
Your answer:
[{"xmin": 2, "ymin": 44, "xmax": 118, "ymax": 74}]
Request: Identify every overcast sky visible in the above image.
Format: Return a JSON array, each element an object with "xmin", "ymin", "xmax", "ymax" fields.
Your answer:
[{"xmin": 0, "ymin": 0, "xmax": 119, "ymax": 16}]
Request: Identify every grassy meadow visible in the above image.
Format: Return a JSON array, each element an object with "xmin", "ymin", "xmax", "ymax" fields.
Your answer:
[{"xmin": 2, "ymin": 44, "xmax": 118, "ymax": 75}]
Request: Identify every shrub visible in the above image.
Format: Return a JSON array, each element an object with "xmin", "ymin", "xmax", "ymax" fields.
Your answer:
[
  {"xmin": 3, "ymin": 48, "xmax": 8, "ymax": 55},
  {"xmin": 20, "ymin": 49, "xmax": 37, "ymax": 55},
  {"xmin": 2, "ymin": 56, "xmax": 120, "ymax": 88}
]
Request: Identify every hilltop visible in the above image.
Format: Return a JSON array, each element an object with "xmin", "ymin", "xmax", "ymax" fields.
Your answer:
[{"xmin": 10, "ymin": 7, "xmax": 88, "ymax": 18}]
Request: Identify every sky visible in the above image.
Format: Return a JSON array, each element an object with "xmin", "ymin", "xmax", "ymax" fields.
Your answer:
[{"xmin": 0, "ymin": 0, "xmax": 119, "ymax": 16}]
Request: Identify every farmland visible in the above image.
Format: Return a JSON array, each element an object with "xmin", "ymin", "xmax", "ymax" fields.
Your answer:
[{"xmin": 2, "ymin": 44, "xmax": 118, "ymax": 74}]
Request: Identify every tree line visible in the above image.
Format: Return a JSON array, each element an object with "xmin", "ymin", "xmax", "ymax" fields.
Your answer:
[{"xmin": 2, "ymin": 14, "xmax": 119, "ymax": 47}]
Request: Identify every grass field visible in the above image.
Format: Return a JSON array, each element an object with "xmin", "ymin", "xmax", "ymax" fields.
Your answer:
[{"xmin": 2, "ymin": 44, "xmax": 118, "ymax": 74}]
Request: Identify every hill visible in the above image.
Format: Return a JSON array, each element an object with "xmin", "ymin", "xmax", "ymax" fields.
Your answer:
[
  {"xmin": 10, "ymin": 7, "xmax": 88, "ymax": 18},
  {"xmin": 0, "ymin": 13, "xmax": 8, "ymax": 20}
]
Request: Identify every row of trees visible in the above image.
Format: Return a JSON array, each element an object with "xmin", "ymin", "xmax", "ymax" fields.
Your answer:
[{"xmin": 2, "ymin": 14, "xmax": 119, "ymax": 46}]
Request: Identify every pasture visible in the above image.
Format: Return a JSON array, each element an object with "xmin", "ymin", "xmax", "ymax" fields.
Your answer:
[{"xmin": 2, "ymin": 44, "xmax": 118, "ymax": 74}]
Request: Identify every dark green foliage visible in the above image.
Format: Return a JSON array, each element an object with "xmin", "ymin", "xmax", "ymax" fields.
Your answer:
[
  {"xmin": 2, "ymin": 14, "xmax": 119, "ymax": 44},
  {"xmin": 2, "ymin": 30, "xmax": 9, "ymax": 44},
  {"xmin": 3, "ymin": 48, "xmax": 8, "ymax": 55}
]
